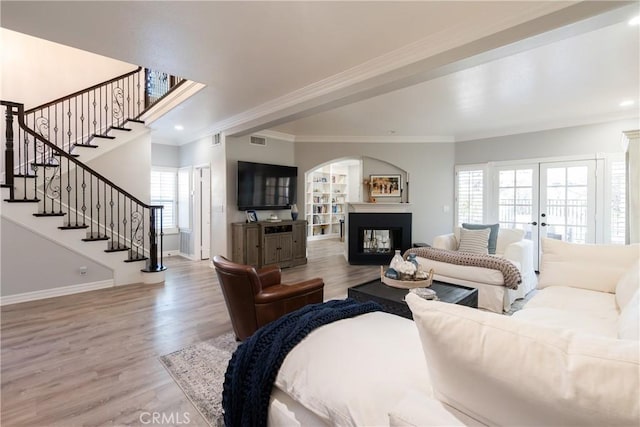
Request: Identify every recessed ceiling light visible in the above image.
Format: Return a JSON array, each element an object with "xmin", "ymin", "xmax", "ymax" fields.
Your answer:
[
  {"xmin": 619, "ymin": 100, "xmax": 635, "ymax": 107},
  {"xmin": 174, "ymin": 125, "xmax": 184, "ymax": 131},
  {"xmin": 629, "ymin": 16, "xmax": 640, "ymax": 26}
]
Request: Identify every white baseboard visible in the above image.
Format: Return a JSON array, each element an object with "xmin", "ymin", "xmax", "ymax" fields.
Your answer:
[
  {"xmin": 178, "ymin": 252, "xmax": 197, "ymax": 260},
  {"xmin": 0, "ymin": 279, "xmax": 114, "ymax": 306}
]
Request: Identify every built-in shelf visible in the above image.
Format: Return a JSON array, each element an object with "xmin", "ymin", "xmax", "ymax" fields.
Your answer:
[{"xmin": 306, "ymin": 166, "xmax": 348, "ymax": 240}]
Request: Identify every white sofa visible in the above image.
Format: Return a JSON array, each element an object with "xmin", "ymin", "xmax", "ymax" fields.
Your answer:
[
  {"xmin": 416, "ymin": 227, "xmax": 537, "ymax": 313},
  {"xmin": 268, "ymin": 238, "xmax": 640, "ymax": 426}
]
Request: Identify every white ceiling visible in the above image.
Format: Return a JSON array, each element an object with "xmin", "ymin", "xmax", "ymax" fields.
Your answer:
[{"xmin": 1, "ymin": 1, "xmax": 639, "ymax": 145}]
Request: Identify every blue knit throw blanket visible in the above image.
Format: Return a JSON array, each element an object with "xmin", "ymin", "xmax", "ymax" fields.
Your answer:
[{"xmin": 222, "ymin": 298, "xmax": 382, "ymax": 427}]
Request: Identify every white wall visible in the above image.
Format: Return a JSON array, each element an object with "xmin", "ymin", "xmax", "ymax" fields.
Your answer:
[
  {"xmin": 455, "ymin": 119, "xmax": 638, "ymax": 164},
  {"xmin": 152, "ymin": 143, "xmax": 180, "ymax": 168},
  {"xmin": 1, "ymin": 217, "xmax": 112, "ymax": 297},
  {"xmin": 295, "ymin": 142, "xmax": 456, "ymax": 245},
  {"xmin": 88, "ymin": 133, "xmax": 152, "ymax": 204},
  {"xmin": 1, "ymin": 28, "xmax": 136, "ymax": 109}
]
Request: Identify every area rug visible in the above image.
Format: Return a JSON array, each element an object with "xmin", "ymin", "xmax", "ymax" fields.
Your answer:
[{"xmin": 160, "ymin": 332, "xmax": 238, "ymax": 427}]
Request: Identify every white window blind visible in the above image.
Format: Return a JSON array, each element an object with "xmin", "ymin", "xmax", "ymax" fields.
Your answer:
[
  {"xmin": 456, "ymin": 169, "xmax": 484, "ymax": 225},
  {"xmin": 609, "ymin": 158, "xmax": 626, "ymax": 244},
  {"xmin": 150, "ymin": 169, "xmax": 177, "ymax": 229}
]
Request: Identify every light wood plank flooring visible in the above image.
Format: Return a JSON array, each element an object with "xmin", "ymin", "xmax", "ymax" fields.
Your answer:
[{"xmin": 1, "ymin": 239, "xmax": 377, "ymax": 426}]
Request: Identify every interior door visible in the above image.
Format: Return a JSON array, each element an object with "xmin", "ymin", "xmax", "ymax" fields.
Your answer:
[
  {"xmin": 539, "ymin": 160, "xmax": 596, "ymax": 244},
  {"xmin": 199, "ymin": 167, "xmax": 211, "ymax": 260}
]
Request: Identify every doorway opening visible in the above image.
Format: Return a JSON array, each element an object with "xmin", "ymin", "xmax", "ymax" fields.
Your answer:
[{"xmin": 305, "ymin": 159, "xmax": 360, "ymax": 241}]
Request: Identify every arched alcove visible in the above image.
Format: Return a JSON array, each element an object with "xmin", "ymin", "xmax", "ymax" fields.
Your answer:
[{"xmin": 304, "ymin": 156, "xmax": 409, "ymax": 241}]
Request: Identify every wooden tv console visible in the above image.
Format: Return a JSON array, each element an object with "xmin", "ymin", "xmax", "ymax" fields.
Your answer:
[{"xmin": 231, "ymin": 220, "xmax": 307, "ymax": 269}]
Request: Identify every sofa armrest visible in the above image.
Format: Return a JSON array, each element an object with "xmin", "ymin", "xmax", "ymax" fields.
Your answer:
[
  {"xmin": 433, "ymin": 233, "xmax": 457, "ymax": 251},
  {"xmin": 502, "ymin": 239, "xmax": 534, "ymax": 275},
  {"xmin": 256, "ymin": 264, "xmax": 282, "ymax": 288}
]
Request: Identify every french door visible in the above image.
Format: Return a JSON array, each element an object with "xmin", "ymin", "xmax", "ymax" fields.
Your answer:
[{"xmin": 494, "ymin": 159, "xmax": 597, "ymax": 269}]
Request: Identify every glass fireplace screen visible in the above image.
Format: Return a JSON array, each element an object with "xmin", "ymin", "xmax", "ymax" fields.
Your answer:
[{"xmin": 362, "ymin": 229, "xmax": 393, "ymax": 254}]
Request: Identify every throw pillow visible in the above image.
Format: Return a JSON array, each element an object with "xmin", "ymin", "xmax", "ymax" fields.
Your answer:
[
  {"xmin": 462, "ymin": 223, "xmax": 499, "ymax": 254},
  {"xmin": 406, "ymin": 293, "xmax": 640, "ymax": 427},
  {"xmin": 538, "ymin": 238, "xmax": 640, "ymax": 293},
  {"xmin": 457, "ymin": 227, "xmax": 490, "ymax": 254},
  {"xmin": 619, "ymin": 290, "xmax": 639, "ymax": 340},
  {"xmin": 615, "ymin": 260, "xmax": 640, "ymax": 310}
]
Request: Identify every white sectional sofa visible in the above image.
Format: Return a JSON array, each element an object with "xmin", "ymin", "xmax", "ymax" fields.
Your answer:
[
  {"xmin": 268, "ymin": 238, "xmax": 640, "ymax": 426},
  {"xmin": 416, "ymin": 227, "xmax": 537, "ymax": 313}
]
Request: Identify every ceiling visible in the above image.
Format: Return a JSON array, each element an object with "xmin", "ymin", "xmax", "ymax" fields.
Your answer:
[{"xmin": 1, "ymin": 1, "xmax": 639, "ymax": 145}]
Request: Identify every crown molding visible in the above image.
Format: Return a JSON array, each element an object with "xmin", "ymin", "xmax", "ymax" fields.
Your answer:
[
  {"xmin": 252, "ymin": 130, "xmax": 296, "ymax": 142},
  {"xmin": 294, "ymin": 135, "xmax": 455, "ymax": 144}
]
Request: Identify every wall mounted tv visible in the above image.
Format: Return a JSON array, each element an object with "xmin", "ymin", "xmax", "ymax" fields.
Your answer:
[{"xmin": 237, "ymin": 161, "xmax": 298, "ymax": 210}]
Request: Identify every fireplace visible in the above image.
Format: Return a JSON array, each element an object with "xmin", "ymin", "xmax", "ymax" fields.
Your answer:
[{"xmin": 348, "ymin": 212, "xmax": 412, "ymax": 265}]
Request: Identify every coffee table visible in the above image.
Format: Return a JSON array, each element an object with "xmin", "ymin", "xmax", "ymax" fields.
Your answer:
[{"xmin": 348, "ymin": 278, "xmax": 478, "ymax": 320}]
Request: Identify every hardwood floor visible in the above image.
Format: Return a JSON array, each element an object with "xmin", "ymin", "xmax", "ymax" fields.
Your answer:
[{"xmin": 1, "ymin": 239, "xmax": 378, "ymax": 426}]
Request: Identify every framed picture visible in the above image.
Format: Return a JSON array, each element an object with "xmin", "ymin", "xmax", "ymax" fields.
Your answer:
[
  {"xmin": 370, "ymin": 174, "xmax": 401, "ymax": 197},
  {"xmin": 246, "ymin": 210, "xmax": 258, "ymax": 222}
]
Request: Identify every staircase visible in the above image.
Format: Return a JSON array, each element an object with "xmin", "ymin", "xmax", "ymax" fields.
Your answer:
[{"xmin": 1, "ymin": 67, "xmax": 186, "ymax": 295}]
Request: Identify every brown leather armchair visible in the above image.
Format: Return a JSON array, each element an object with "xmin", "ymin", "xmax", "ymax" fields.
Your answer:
[{"xmin": 213, "ymin": 255, "xmax": 325, "ymax": 341}]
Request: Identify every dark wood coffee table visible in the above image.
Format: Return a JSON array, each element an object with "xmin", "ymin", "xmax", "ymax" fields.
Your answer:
[{"xmin": 348, "ymin": 278, "xmax": 478, "ymax": 320}]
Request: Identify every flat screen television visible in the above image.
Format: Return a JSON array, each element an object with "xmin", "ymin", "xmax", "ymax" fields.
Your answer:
[{"xmin": 237, "ymin": 161, "xmax": 298, "ymax": 210}]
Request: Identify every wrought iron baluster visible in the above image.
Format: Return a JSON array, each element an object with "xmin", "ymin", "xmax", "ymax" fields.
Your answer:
[{"xmin": 81, "ymin": 170, "xmax": 87, "ymax": 226}]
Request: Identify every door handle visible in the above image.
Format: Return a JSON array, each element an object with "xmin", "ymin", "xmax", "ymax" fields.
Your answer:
[
  {"xmin": 529, "ymin": 221, "xmax": 538, "ymax": 226},
  {"xmin": 541, "ymin": 222, "xmax": 547, "ymax": 227}
]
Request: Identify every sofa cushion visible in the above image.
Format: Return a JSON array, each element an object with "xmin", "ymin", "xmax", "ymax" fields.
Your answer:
[
  {"xmin": 538, "ymin": 238, "xmax": 640, "ymax": 293},
  {"xmin": 457, "ymin": 227, "xmax": 490, "ymax": 254},
  {"xmin": 406, "ymin": 293, "xmax": 640, "ymax": 427},
  {"xmin": 512, "ymin": 307, "xmax": 618, "ymax": 338},
  {"xmin": 495, "ymin": 228, "xmax": 525, "ymax": 254},
  {"xmin": 619, "ymin": 290, "xmax": 639, "ymax": 340},
  {"xmin": 387, "ymin": 390, "xmax": 484, "ymax": 427},
  {"xmin": 462, "ymin": 223, "xmax": 499, "ymax": 254},
  {"xmin": 274, "ymin": 311, "xmax": 432, "ymax": 426},
  {"xmin": 616, "ymin": 260, "xmax": 640, "ymax": 310},
  {"xmin": 523, "ymin": 286, "xmax": 619, "ymax": 318}
]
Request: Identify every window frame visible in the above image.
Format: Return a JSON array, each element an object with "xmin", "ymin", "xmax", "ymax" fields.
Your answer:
[{"xmin": 150, "ymin": 166, "xmax": 179, "ymax": 235}]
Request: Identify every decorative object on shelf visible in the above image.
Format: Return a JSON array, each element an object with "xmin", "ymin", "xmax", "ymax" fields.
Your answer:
[
  {"xmin": 290, "ymin": 203, "xmax": 299, "ymax": 220},
  {"xmin": 390, "ymin": 250, "xmax": 404, "ymax": 270},
  {"xmin": 380, "ymin": 265, "xmax": 434, "ymax": 289},
  {"xmin": 246, "ymin": 210, "xmax": 258, "ymax": 223},
  {"xmin": 409, "ymin": 287, "xmax": 438, "ymax": 300},
  {"xmin": 407, "ymin": 253, "xmax": 419, "ymax": 269},
  {"xmin": 370, "ymin": 174, "xmax": 402, "ymax": 197},
  {"xmin": 267, "ymin": 214, "xmax": 282, "ymax": 223}
]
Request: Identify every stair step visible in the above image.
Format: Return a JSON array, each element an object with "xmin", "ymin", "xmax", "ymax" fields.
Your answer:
[
  {"xmin": 53, "ymin": 153, "xmax": 80, "ymax": 158},
  {"xmin": 111, "ymin": 126, "xmax": 132, "ymax": 132},
  {"xmin": 127, "ymin": 119, "xmax": 145, "ymax": 124},
  {"xmin": 32, "ymin": 162, "xmax": 59, "ymax": 168},
  {"xmin": 5, "ymin": 198, "xmax": 40, "ymax": 203},
  {"xmin": 92, "ymin": 134, "xmax": 116, "ymax": 140},
  {"xmin": 124, "ymin": 256, "xmax": 148, "ymax": 263},
  {"xmin": 82, "ymin": 236, "xmax": 110, "ymax": 242},
  {"xmin": 58, "ymin": 224, "xmax": 89, "ymax": 230},
  {"xmin": 14, "ymin": 174, "xmax": 37, "ymax": 178},
  {"xmin": 73, "ymin": 143, "xmax": 99, "ymax": 149},
  {"xmin": 105, "ymin": 246, "xmax": 130, "ymax": 253},
  {"xmin": 33, "ymin": 212, "xmax": 66, "ymax": 217}
]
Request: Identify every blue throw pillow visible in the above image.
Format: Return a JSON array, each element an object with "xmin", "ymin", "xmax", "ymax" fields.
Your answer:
[{"xmin": 462, "ymin": 223, "xmax": 499, "ymax": 254}]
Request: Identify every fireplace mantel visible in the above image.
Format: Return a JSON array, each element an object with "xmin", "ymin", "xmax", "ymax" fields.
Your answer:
[{"xmin": 348, "ymin": 203, "xmax": 412, "ymax": 213}]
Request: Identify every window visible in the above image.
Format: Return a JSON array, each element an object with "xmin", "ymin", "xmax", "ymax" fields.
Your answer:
[
  {"xmin": 150, "ymin": 168, "xmax": 178, "ymax": 231},
  {"xmin": 609, "ymin": 158, "xmax": 626, "ymax": 244},
  {"xmin": 456, "ymin": 167, "xmax": 484, "ymax": 225}
]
